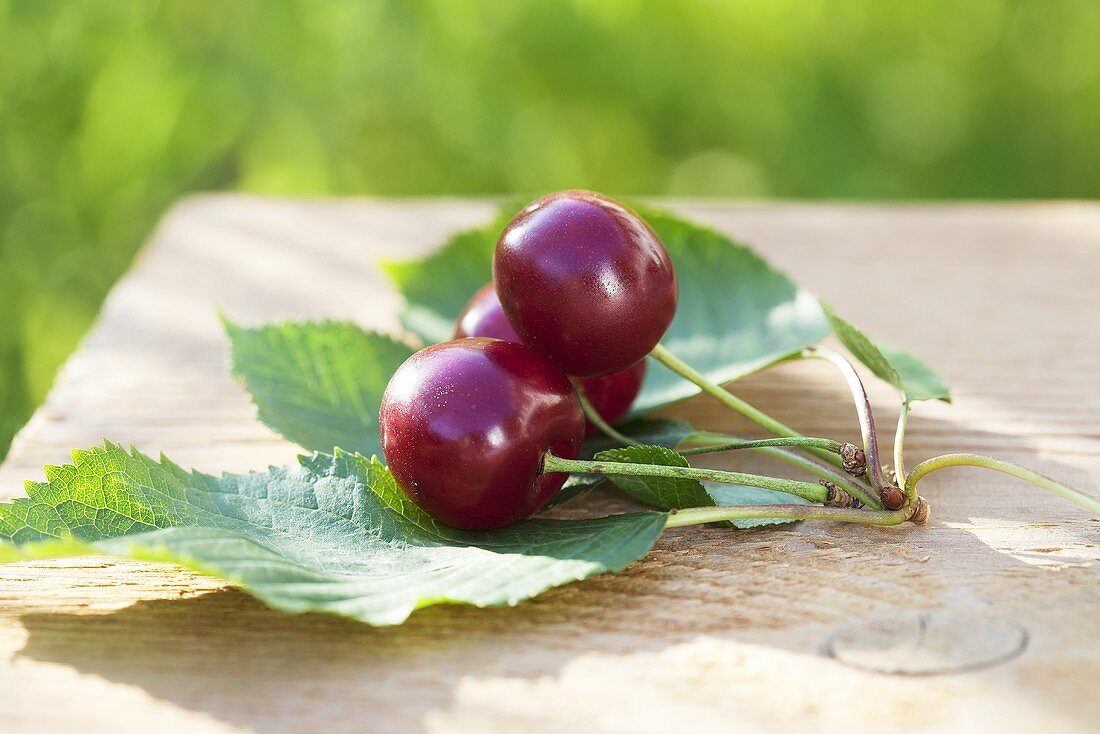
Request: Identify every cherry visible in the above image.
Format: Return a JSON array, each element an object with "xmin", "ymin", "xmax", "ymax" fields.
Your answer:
[
  {"xmin": 379, "ymin": 338, "xmax": 585, "ymax": 530},
  {"xmin": 454, "ymin": 283, "xmax": 522, "ymax": 343},
  {"xmin": 493, "ymin": 190, "xmax": 678, "ymax": 377},
  {"xmin": 454, "ymin": 283, "xmax": 648, "ymax": 431}
]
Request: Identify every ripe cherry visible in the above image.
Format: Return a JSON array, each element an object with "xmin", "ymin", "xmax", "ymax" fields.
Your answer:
[
  {"xmin": 493, "ymin": 190, "xmax": 678, "ymax": 377},
  {"xmin": 454, "ymin": 283, "xmax": 521, "ymax": 343},
  {"xmin": 454, "ymin": 283, "xmax": 647, "ymax": 431},
  {"xmin": 379, "ymin": 338, "xmax": 585, "ymax": 530}
]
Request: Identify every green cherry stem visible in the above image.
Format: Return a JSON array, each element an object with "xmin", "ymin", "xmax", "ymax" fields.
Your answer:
[
  {"xmin": 571, "ymin": 380, "xmax": 639, "ymax": 447},
  {"xmin": 664, "ymin": 503, "xmax": 911, "ymax": 529},
  {"xmin": 678, "ymin": 432, "xmax": 883, "ymax": 509},
  {"xmin": 648, "ymin": 343, "xmax": 842, "ymax": 468},
  {"xmin": 543, "ymin": 452, "xmax": 829, "ymax": 504},
  {"xmin": 904, "ymin": 453, "xmax": 1100, "ymax": 516}
]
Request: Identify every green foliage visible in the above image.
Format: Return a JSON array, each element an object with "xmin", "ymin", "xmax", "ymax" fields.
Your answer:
[
  {"xmin": 224, "ymin": 318, "xmax": 415, "ymax": 457},
  {"xmin": 3, "ymin": 0, "xmax": 1097, "ymax": 458},
  {"xmin": 0, "ymin": 442, "xmax": 667, "ymax": 625},
  {"xmin": 823, "ymin": 304, "xmax": 951, "ymax": 403}
]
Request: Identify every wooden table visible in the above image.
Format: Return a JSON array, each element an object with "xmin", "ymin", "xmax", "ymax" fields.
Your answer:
[{"xmin": 1, "ymin": 197, "xmax": 1098, "ymax": 733}]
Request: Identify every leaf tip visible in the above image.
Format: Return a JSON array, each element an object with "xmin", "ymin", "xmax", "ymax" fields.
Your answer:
[{"xmin": 376, "ymin": 257, "xmax": 404, "ymax": 283}]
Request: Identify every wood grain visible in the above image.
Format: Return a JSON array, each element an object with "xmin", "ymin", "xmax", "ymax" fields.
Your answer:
[{"xmin": 1, "ymin": 196, "xmax": 1098, "ymax": 733}]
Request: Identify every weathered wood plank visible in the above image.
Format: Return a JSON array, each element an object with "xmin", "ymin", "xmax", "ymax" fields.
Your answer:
[{"xmin": 1, "ymin": 196, "xmax": 1098, "ymax": 733}]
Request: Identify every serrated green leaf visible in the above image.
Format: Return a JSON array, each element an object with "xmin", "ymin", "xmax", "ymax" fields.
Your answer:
[
  {"xmin": 383, "ymin": 202, "xmax": 829, "ymax": 415},
  {"xmin": 594, "ymin": 445, "xmax": 713, "ymax": 510},
  {"xmin": 0, "ymin": 443, "xmax": 668, "ymax": 625},
  {"xmin": 594, "ymin": 444, "xmax": 807, "ymax": 529},
  {"xmin": 223, "ymin": 318, "xmax": 415, "ymax": 456},
  {"xmin": 822, "ymin": 304, "xmax": 951, "ymax": 403}
]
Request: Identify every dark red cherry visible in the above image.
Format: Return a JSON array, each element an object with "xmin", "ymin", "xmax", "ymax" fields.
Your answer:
[
  {"xmin": 379, "ymin": 338, "xmax": 585, "ymax": 530},
  {"xmin": 493, "ymin": 190, "xmax": 677, "ymax": 377},
  {"xmin": 454, "ymin": 283, "xmax": 648, "ymax": 431},
  {"xmin": 454, "ymin": 283, "xmax": 521, "ymax": 342}
]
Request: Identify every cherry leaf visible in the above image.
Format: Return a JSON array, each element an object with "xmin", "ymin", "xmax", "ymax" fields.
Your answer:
[
  {"xmin": 224, "ymin": 318, "xmax": 415, "ymax": 456},
  {"xmin": 822, "ymin": 303, "xmax": 951, "ymax": 403},
  {"xmin": 0, "ymin": 443, "xmax": 667, "ymax": 626}
]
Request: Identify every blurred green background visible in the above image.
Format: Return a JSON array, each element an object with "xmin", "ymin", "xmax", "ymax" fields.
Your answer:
[{"xmin": 2, "ymin": 0, "xmax": 1099, "ymax": 460}]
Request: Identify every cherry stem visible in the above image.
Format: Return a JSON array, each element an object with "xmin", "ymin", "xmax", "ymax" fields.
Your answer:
[
  {"xmin": 543, "ymin": 452, "xmax": 829, "ymax": 504},
  {"xmin": 904, "ymin": 453, "xmax": 1100, "ymax": 516},
  {"xmin": 648, "ymin": 343, "xmax": 844, "ymax": 469},
  {"xmin": 664, "ymin": 503, "xmax": 911, "ymax": 529},
  {"xmin": 800, "ymin": 346, "xmax": 889, "ymax": 492},
  {"xmin": 571, "ymin": 380, "xmax": 638, "ymax": 446},
  {"xmin": 680, "ymin": 436, "xmax": 845, "ymax": 457},
  {"xmin": 676, "ymin": 432, "xmax": 883, "ymax": 509},
  {"xmin": 894, "ymin": 401, "xmax": 911, "ymax": 484}
]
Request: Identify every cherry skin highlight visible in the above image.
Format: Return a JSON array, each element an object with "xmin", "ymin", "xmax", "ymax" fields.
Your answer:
[
  {"xmin": 454, "ymin": 283, "xmax": 647, "ymax": 431},
  {"xmin": 493, "ymin": 190, "xmax": 678, "ymax": 377},
  {"xmin": 379, "ymin": 338, "xmax": 585, "ymax": 530}
]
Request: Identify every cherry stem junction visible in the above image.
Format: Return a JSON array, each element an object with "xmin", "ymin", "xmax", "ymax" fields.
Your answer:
[
  {"xmin": 543, "ymin": 452, "xmax": 829, "ymax": 504},
  {"xmin": 904, "ymin": 453, "xmax": 1100, "ymax": 516}
]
